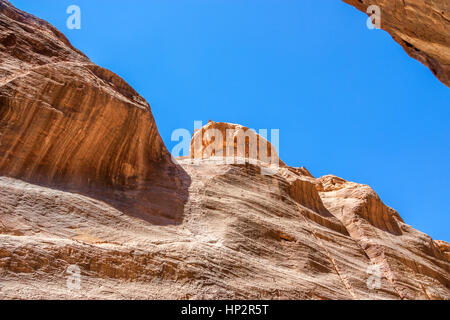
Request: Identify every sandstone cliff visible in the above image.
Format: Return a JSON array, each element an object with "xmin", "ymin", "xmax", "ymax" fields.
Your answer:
[
  {"xmin": 343, "ymin": 0, "xmax": 450, "ymax": 87},
  {"xmin": 0, "ymin": 0, "xmax": 190, "ymax": 224},
  {"xmin": 0, "ymin": 0, "xmax": 449, "ymax": 299}
]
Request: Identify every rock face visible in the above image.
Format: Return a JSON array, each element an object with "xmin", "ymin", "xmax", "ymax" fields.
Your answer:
[
  {"xmin": 0, "ymin": 0, "xmax": 190, "ymax": 224},
  {"xmin": 0, "ymin": 0, "xmax": 449, "ymax": 299},
  {"xmin": 188, "ymin": 121, "xmax": 284, "ymax": 170},
  {"xmin": 343, "ymin": 0, "xmax": 450, "ymax": 87}
]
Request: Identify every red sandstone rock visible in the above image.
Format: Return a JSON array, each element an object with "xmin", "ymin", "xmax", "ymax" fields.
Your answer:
[
  {"xmin": 0, "ymin": 0, "xmax": 448, "ymax": 299},
  {"xmin": 343, "ymin": 0, "xmax": 450, "ymax": 87},
  {"xmin": 0, "ymin": 0, "xmax": 189, "ymax": 225}
]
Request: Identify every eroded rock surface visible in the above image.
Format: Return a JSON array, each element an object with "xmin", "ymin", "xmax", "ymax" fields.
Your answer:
[
  {"xmin": 0, "ymin": 0, "xmax": 190, "ymax": 224},
  {"xmin": 189, "ymin": 121, "xmax": 283, "ymax": 168},
  {"xmin": 0, "ymin": 0, "xmax": 449, "ymax": 299},
  {"xmin": 343, "ymin": 0, "xmax": 450, "ymax": 87}
]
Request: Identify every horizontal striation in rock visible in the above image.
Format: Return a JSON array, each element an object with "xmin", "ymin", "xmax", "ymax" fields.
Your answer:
[{"xmin": 0, "ymin": 0, "xmax": 449, "ymax": 300}]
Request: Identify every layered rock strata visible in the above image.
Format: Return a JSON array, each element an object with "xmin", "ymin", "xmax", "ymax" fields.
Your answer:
[
  {"xmin": 343, "ymin": 0, "xmax": 450, "ymax": 87},
  {"xmin": 0, "ymin": 0, "xmax": 449, "ymax": 299}
]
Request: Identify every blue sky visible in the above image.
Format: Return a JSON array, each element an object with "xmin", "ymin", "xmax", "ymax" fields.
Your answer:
[{"xmin": 10, "ymin": 0, "xmax": 449, "ymax": 241}]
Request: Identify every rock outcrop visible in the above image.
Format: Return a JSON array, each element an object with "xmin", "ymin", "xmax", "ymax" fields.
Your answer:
[
  {"xmin": 188, "ymin": 121, "xmax": 284, "ymax": 173},
  {"xmin": 0, "ymin": 0, "xmax": 449, "ymax": 299},
  {"xmin": 0, "ymin": 0, "xmax": 190, "ymax": 224},
  {"xmin": 343, "ymin": 0, "xmax": 450, "ymax": 87}
]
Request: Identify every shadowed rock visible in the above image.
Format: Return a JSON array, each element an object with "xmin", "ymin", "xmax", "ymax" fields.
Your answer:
[{"xmin": 0, "ymin": 0, "xmax": 190, "ymax": 224}]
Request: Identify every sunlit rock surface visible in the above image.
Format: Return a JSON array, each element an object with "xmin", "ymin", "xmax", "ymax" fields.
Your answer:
[
  {"xmin": 343, "ymin": 0, "xmax": 450, "ymax": 87},
  {"xmin": 0, "ymin": 0, "xmax": 449, "ymax": 299}
]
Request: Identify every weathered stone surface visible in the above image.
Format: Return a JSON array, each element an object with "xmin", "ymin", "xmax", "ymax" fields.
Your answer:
[
  {"xmin": 343, "ymin": 0, "xmax": 450, "ymax": 87},
  {"xmin": 318, "ymin": 175, "xmax": 449, "ymax": 299},
  {"xmin": 0, "ymin": 0, "xmax": 190, "ymax": 224},
  {"xmin": 0, "ymin": 0, "xmax": 449, "ymax": 300},
  {"xmin": 189, "ymin": 121, "xmax": 283, "ymax": 168}
]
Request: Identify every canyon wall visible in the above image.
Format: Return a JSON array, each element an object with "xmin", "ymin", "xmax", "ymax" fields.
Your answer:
[
  {"xmin": 343, "ymin": 0, "xmax": 450, "ymax": 87},
  {"xmin": 0, "ymin": 0, "xmax": 190, "ymax": 224},
  {"xmin": 0, "ymin": 0, "xmax": 448, "ymax": 299}
]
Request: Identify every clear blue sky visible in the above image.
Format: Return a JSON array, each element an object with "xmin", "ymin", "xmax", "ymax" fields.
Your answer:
[{"xmin": 10, "ymin": 0, "xmax": 449, "ymax": 241}]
